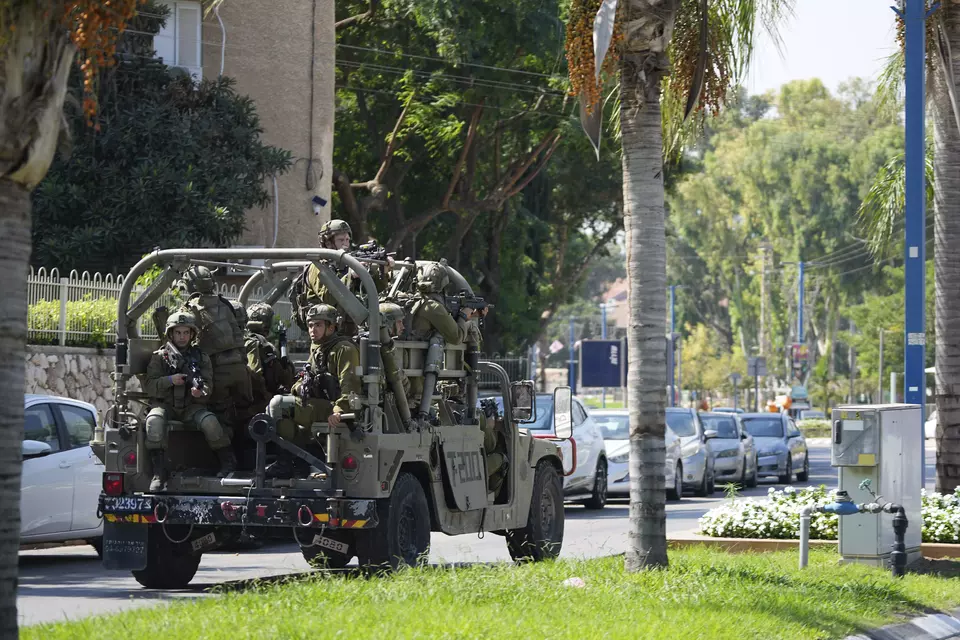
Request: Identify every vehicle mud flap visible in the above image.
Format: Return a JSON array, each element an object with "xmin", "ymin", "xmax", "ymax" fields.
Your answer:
[
  {"xmin": 102, "ymin": 519, "xmax": 148, "ymax": 571},
  {"xmin": 440, "ymin": 438, "xmax": 488, "ymax": 512}
]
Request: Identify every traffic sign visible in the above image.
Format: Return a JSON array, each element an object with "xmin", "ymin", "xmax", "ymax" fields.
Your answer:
[
  {"xmin": 748, "ymin": 357, "xmax": 767, "ymax": 377},
  {"xmin": 580, "ymin": 339, "xmax": 624, "ymax": 387}
]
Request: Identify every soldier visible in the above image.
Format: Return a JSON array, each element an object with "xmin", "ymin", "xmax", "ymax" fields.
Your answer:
[
  {"xmin": 144, "ymin": 311, "xmax": 236, "ymax": 491},
  {"xmin": 379, "ymin": 301, "xmax": 410, "ymax": 400},
  {"xmin": 178, "ymin": 266, "xmax": 251, "ymax": 428},
  {"xmin": 245, "ymin": 302, "xmax": 295, "ymax": 396},
  {"xmin": 265, "ymin": 304, "xmax": 362, "ymax": 478},
  {"xmin": 479, "ymin": 398, "xmax": 509, "ymax": 497}
]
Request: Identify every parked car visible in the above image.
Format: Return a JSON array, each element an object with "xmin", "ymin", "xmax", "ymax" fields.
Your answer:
[
  {"xmin": 592, "ymin": 410, "xmax": 684, "ymax": 501},
  {"xmin": 739, "ymin": 412, "xmax": 808, "ymax": 484},
  {"xmin": 21, "ymin": 394, "xmax": 103, "ymax": 553},
  {"xmin": 485, "ymin": 393, "xmax": 608, "ymax": 509},
  {"xmin": 699, "ymin": 412, "xmax": 757, "ymax": 488},
  {"xmin": 666, "ymin": 407, "xmax": 716, "ymax": 496}
]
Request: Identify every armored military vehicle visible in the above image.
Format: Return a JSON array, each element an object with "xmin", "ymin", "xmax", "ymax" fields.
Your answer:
[{"xmin": 94, "ymin": 248, "xmax": 571, "ymax": 588}]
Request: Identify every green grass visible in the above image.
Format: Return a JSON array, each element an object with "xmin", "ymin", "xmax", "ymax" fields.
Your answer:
[
  {"xmin": 24, "ymin": 548, "xmax": 960, "ymax": 640},
  {"xmin": 581, "ymin": 397, "xmax": 625, "ymax": 409},
  {"xmin": 799, "ymin": 419, "xmax": 832, "ymax": 438}
]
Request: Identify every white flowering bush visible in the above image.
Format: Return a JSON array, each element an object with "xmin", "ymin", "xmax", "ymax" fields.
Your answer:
[{"xmin": 699, "ymin": 486, "xmax": 960, "ymax": 543}]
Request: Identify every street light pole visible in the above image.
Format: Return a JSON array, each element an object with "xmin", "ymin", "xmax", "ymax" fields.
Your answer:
[
  {"xmin": 569, "ymin": 316, "xmax": 577, "ymax": 394},
  {"xmin": 669, "ymin": 285, "xmax": 676, "ymax": 406},
  {"xmin": 879, "ymin": 328, "xmax": 884, "ymax": 403},
  {"xmin": 601, "ymin": 302, "xmax": 608, "ymax": 408}
]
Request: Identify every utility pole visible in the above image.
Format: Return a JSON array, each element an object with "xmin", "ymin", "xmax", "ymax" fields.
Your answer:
[
  {"xmin": 893, "ymin": 0, "xmax": 930, "ymax": 487},
  {"xmin": 878, "ymin": 329, "xmax": 884, "ymax": 403}
]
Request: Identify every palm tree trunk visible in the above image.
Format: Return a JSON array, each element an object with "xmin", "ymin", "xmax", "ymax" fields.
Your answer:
[
  {"xmin": 0, "ymin": 180, "xmax": 31, "ymax": 635},
  {"xmin": 932, "ymin": 4, "xmax": 960, "ymax": 493},
  {"xmin": 622, "ymin": 49, "xmax": 669, "ymax": 571}
]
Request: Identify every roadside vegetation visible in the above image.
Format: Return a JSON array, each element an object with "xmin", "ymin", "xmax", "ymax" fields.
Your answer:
[{"xmin": 24, "ymin": 549, "xmax": 960, "ymax": 640}]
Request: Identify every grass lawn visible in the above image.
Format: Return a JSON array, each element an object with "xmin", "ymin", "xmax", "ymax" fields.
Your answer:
[
  {"xmin": 24, "ymin": 548, "xmax": 960, "ymax": 640},
  {"xmin": 799, "ymin": 419, "xmax": 832, "ymax": 439},
  {"xmin": 581, "ymin": 397, "xmax": 625, "ymax": 409}
]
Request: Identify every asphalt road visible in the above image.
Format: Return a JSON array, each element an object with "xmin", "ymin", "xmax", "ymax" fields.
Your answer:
[{"xmin": 18, "ymin": 440, "xmax": 938, "ymax": 627}]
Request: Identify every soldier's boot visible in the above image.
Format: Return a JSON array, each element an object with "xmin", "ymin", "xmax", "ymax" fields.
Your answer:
[
  {"xmin": 216, "ymin": 447, "xmax": 238, "ymax": 478},
  {"xmin": 149, "ymin": 450, "xmax": 168, "ymax": 492}
]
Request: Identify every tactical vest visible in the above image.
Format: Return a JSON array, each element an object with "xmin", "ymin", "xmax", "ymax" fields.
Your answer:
[
  {"xmin": 156, "ymin": 344, "xmax": 204, "ymax": 410},
  {"xmin": 186, "ymin": 294, "xmax": 245, "ymax": 359},
  {"xmin": 307, "ymin": 335, "xmax": 353, "ymax": 401}
]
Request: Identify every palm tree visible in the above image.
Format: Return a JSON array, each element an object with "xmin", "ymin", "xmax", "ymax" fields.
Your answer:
[
  {"xmin": 566, "ymin": 0, "xmax": 790, "ymax": 570},
  {"xmin": 858, "ymin": 6, "xmax": 960, "ymax": 493}
]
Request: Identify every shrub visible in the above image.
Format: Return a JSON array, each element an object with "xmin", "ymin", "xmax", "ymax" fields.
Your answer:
[{"xmin": 28, "ymin": 296, "xmax": 118, "ymax": 348}]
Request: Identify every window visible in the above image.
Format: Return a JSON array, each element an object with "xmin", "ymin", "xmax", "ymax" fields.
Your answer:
[
  {"xmin": 573, "ymin": 401, "xmax": 588, "ymax": 426},
  {"xmin": 665, "ymin": 411, "xmax": 696, "ymax": 437},
  {"xmin": 700, "ymin": 415, "xmax": 738, "ymax": 439},
  {"xmin": 24, "ymin": 405, "xmax": 60, "ymax": 452},
  {"xmin": 594, "ymin": 414, "xmax": 629, "ymax": 440},
  {"xmin": 787, "ymin": 420, "xmax": 801, "ymax": 438},
  {"xmin": 153, "ymin": 1, "xmax": 203, "ymax": 80},
  {"xmin": 741, "ymin": 417, "xmax": 785, "ymax": 438},
  {"xmin": 59, "ymin": 405, "xmax": 96, "ymax": 448}
]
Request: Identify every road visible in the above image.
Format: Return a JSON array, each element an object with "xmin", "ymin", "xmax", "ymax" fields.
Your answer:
[{"xmin": 18, "ymin": 440, "xmax": 937, "ymax": 627}]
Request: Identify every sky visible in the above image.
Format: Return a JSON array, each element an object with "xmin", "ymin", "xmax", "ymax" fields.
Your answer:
[{"xmin": 744, "ymin": 0, "xmax": 898, "ymax": 96}]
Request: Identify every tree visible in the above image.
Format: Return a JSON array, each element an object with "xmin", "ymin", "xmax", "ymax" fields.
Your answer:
[{"xmin": 565, "ymin": 0, "xmax": 790, "ymax": 571}]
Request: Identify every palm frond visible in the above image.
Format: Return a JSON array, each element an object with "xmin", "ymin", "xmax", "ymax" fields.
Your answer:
[
  {"xmin": 857, "ymin": 148, "xmax": 934, "ymax": 258},
  {"xmin": 875, "ymin": 49, "xmax": 905, "ymax": 115}
]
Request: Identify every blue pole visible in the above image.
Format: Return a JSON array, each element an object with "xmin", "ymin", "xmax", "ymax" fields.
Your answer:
[
  {"xmin": 798, "ymin": 261, "xmax": 805, "ymax": 345},
  {"xmin": 601, "ymin": 303, "xmax": 608, "ymax": 408},
  {"xmin": 569, "ymin": 317, "xmax": 577, "ymax": 394},
  {"xmin": 669, "ymin": 286, "xmax": 676, "ymax": 407},
  {"xmin": 898, "ymin": 0, "xmax": 929, "ymax": 488}
]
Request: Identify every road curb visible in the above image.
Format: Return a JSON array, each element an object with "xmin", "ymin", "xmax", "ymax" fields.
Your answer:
[
  {"xmin": 666, "ymin": 533, "xmax": 960, "ymax": 559},
  {"xmin": 844, "ymin": 608, "xmax": 960, "ymax": 640}
]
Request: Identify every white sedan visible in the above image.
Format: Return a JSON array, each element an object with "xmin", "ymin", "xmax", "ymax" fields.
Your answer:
[
  {"xmin": 21, "ymin": 394, "xmax": 103, "ymax": 553},
  {"xmin": 592, "ymin": 409, "xmax": 684, "ymax": 501}
]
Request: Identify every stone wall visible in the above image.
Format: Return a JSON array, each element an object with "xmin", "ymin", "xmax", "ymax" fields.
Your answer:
[{"xmin": 25, "ymin": 346, "xmax": 117, "ymax": 415}]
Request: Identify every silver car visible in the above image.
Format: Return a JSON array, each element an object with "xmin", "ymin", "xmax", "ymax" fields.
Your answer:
[
  {"xmin": 593, "ymin": 410, "xmax": 683, "ymax": 501},
  {"xmin": 699, "ymin": 412, "xmax": 757, "ymax": 488},
  {"xmin": 667, "ymin": 408, "xmax": 716, "ymax": 496},
  {"xmin": 740, "ymin": 412, "xmax": 809, "ymax": 483}
]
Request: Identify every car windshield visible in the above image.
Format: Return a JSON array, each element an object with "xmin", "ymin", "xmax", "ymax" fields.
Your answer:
[
  {"xmin": 595, "ymin": 414, "xmax": 629, "ymax": 440},
  {"xmin": 741, "ymin": 417, "xmax": 784, "ymax": 438},
  {"xmin": 700, "ymin": 415, "xmax": 738, "ymax": 439},
  {"xmin": 666, "ymin": 411, "xmax": 696, "ymax": 437}
]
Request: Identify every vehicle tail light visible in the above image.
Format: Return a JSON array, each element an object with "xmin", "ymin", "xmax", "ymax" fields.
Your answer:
[
  {"xmin": 103, "ymin": 472, "xmax": 124, "ymax": 496},
  {"xmin": 341, "ymin": 454, "xmax": 358, "ymax": 471},
  {"xmin": 122, "ymin": 451, "xmax": 136, "ymax": 467}
]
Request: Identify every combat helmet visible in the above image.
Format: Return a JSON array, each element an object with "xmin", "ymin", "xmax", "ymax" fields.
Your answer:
[
  {"xmin": 230, "ymin": 300, "xmax": 248, "ymax": 326},
  {"xmin": 165, "ymin": 310, "xmax": 199, "ymax": 338},
  {"xmin": 305, "ymin": 304, "xmax": 339, "ymax": 325},
  {"xmin": 180, "ymin": 265, "xmax": 216, "ymax": 294},
  {"xmin": 318, "ymin": 219, "xmax": 352, "ymax": 247},
  {"xmin": 379, "ymin": 301, "xmax": 405, "ymax": 327},
  {"xmin": 246, "ymin": 302, "xmax": 275, "ymax": 334},
  {"xmin": 416, "ymin": 261, "xmax": 449, "ymax": 294}
]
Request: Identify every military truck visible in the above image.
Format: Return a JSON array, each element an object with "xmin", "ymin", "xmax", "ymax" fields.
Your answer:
[{"xmin": 94, "ymin": 248, "xmax": 572, "ymax": 588}]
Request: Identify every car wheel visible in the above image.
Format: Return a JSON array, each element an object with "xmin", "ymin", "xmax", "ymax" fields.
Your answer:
[
  {"xmin": 694, "ymin": 466, "xmax": 709, "ymax": 497},
  {"xmin": 747, "ymin": 457, "xmax": 758, "ymax": 488},
  {"xmin": 666, "ymin": 463, "xmax": 682, "ymax": 501},
  {"xmin": 739, "ymin": 459, "xmax": 748, "ymax": 488},
  {"xmin": 132, "ymin": 525, "xmax": 202, "ymax": 589},
  {"xmin": 778, "ymin": 456, "xmax": 793, "ymax": 484},
  {"xmin": 796, "ymin": 453, "xmax": 810, "ymax": 482},
  {"xmin": 507, "ymin": 460, "xmax": 564, "ymax": 562},
  {"xmin": 300, "ymin": 529, "xmax": 354, "ymax": 569},
  {"xmin": 582, "ymin": 458, "xmax": 607, "ymax": 510},
  {"xmin": 707, "ymin": 469, "xmax": 716, "ymax": 495},
  {"xmin": 356, "ymin": 472, "xmax": 431, "ymax": 572}
]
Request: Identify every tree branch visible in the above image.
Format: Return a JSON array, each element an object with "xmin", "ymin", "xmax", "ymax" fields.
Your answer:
[
  {"xmin": 442, "ymin": 103, "xmax": 484, "ymax": 208},
  {"xmin": 332, "ymin": 168, "xmax": 362, "ymax": 233},
  {"xmin": 506, "ymin": 134, "xmax": 562, "ymax": 199},
  {"xmin": 374, "ymin": 94, "xmax": 414, "ymax": 184},
  {"xmin": 335, "ymin": 0, "xmax": 379, "ymax": 30}
]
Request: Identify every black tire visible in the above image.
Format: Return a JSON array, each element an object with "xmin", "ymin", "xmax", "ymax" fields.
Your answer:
[
  {"xmin": 300, "ymin": 529, "xmax": 353, "ymax": 570},
  {"xmin": 89, "ymin": 537, "xmax": 103, "ymax": 558},
  {"xmin": 132, "ymin": 526, "xmax": 202, "ymax": 589},
  {"xmin": 356, "ymin": 472, "xmax": 431, "ymax": 572},
  {"xmin": 796, "ymin": 453, "xmax": 809, "ymax": 482},
  {"xmin": 666, "ymin": 463, "xmax": 682, "ymax": 501},
  {"xmin": 507, "ymin": 460, "xmax": 564, "ymax": 562},
  {"xmin": 747, "ymin": 457, "xmax": 758, "ymax": 488},
  {"xmin": 778, "ymin": 456, "xmax": 793, "ymax": 484},
  {"xmin": 739, "ymin": 458, "xmax": 748, "ymax": 488},
  {"xmin": 694, "ymin": 465, "xmax": 710, "ymax": 497},
  {"xmin": 707, "ymin": 468, "xmax": 716, "ymax": 495},
  {"xmin": 582, "ymin": 458, "xmax": 608, "ymax": 510}
]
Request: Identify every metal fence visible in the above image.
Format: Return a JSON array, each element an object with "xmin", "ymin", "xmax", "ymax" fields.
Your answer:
[
  {"xmin": 26, "ymin": 267, "xmax": 306, "ymax": 347},
  {"xmin": 476, "ymin": 354, "xmax": 531, "ymax": 388}
]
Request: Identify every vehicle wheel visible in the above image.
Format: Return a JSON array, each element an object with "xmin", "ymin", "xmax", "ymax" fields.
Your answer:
[
  {"xmin": 666, "ymin": 463, "xmax": 682, "ymax": 501},
  {"xmin": 300, "ymin": 530, "xmax": 353, "ymax": 570},
  {"xmin": 707, "ymin": 468, "xmax": 716, "ymax": 495},
  {"xmin": 747, "ymin": 457, "xmax": 758, "ymax": 488},
  {"xmin": 356, "ymin": 472, "xmax": 431, "ymax": 572},
  {"xmin": 694, "ymin": 467, "xmax": 709, "ymax": 497},
  {"xmin": 582, "ymin": 458, "xmax": 607, "ymax": 510},
  {"xmin": 132, "ymin": 525, "xmax": 202, "ymax": 589},
  {"xmin": 778, "ymin": 456, "xmax": 793, "ymax": 484},
  {"xmin": 506, "ymin": 460, "xmax": 564, "ymax": 562},
  {"xmin": 89, "ymin": 537, "xmax": 103, "ymax": 558},
  {"xmin": 796, "ymin": 453, "xmax": 810, "ymax": 482},
  {"xmin": 739, "ymin": 459, "xmax": 748, "ymax": 488}
]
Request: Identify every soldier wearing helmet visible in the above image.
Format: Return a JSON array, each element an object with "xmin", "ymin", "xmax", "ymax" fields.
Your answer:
[
  {"xmin": 177, "ymin": 265, "xmax": 251, "ymax": 429},
  {"xmin": 143, "ymin": 311, "xmax": 236, "ymax": 491},
  {"xmin": 245, "ymin": 302, "xmax": 295, "ymax": 398},
  {"xmin": 266, "ymin": 303, "xmax": 362, "ymax": 478},
  {"xmin": 379, "ymin": 301, "xmax": 410, "ymax": 399}
]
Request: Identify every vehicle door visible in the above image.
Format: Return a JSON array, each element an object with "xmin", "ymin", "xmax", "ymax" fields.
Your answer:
[
  {"xmin": 54, "ymin": 403, "xmax": 104, "ymax": 532},
  {"xmin": 568, "ymin": 400, "xmax": 594, "ymax": 491},
  {"xmin": 694, "ymin": 413, "xmax": 715, "ymax": 477},
  {"xmin": 786, "ymin": 418, "xmax": 805, "ymax": 467},
  {"xmin": 21, "ymin": 403, "xmax": 73, "ymax": 538},
  {"xmin": 737, "ymin": 417, "xmax": 756, "ymax": 475}
]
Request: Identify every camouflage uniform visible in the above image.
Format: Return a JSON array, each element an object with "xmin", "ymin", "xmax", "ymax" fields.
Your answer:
[
  {"xmin": 479, "ymin": 400, "xmax": 508, "ymax": 496},
  {"xmin": 144, "ymin": 311, "xmax": 235, "ymax": 491},
  {"xmin": 245, "ymin": 302, "xmax": 295, "ymax": 397},
  {"xmin": 379, "ymin": 301, "xmax": 410, "ymax": 399},
  {"xmin": 178, "ymin": 266, "xmax": 251, "ymax": 428}
]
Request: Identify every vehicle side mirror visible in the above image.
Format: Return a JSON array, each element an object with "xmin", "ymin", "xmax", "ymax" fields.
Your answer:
[
  {"xmin": 553, "ymin": 386, "xmax": 573, "ymax": 439},
  {"xmin": 509, "ymin": 381, "xmax": 535, "ymax": 423},
  {"xmin": 703, "ymin": 429, "xmax": 718, "ymax": 440},
  {"xmin": 740, "ymin": 432, "xmax": 749, "ymax": 440},
  {"xmin": 22, "ymin": 440, "xmax": 52, "ymax": 459}
]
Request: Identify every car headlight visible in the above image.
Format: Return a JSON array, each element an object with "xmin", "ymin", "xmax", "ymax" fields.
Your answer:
[
  {"xmin": 610, "ymin": 453, "xmax": 628, "ymax": 464},
  {"xmin": 715, "ymin": 449, "xmax": 739, "ymax": 459},
  {"xmin": 758, "ymin": 449, "xmax": 782, "ymax": 458}
]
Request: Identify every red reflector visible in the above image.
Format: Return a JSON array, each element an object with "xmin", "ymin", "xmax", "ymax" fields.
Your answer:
[
  {"xmin": 103, "ymin": 472, "xmax": 124, "ymax": 496},
  {"xmin": 342, "ymin": 455, "xmax": 358, "ymax": 470},
  {"xmin": 122, "ymin": 451, "xmax": 136, "ymax": 467}
]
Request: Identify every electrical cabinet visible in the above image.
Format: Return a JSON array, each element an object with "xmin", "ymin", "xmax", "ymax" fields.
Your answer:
[{"xmin": 832, "ymin": 405, "xmax": 923, "ymax": 567}]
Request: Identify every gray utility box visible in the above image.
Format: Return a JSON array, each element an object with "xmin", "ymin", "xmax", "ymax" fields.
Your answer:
[{"xmin": 832, "ymin": 404, "xmax": 923, "ymax": 568}]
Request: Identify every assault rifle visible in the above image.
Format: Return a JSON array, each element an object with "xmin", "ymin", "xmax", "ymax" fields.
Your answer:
[
  {"xmin": 187, "ymin": 359, "xmax": 206, "ymax": 394},
  {"xmin": 352, "ymin": 241, "xmax": 396, "ymax": 263},
  {"xmin": 444, "ymin": 292, "xmax": 494, "ymax": 321},
  {"xmin": 278, "ymin": 322, "xmax": 288, "ymax": 360},
  {"xmin": 297, "ymin": 364, "xmax": 315, "ymax": 402}
]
